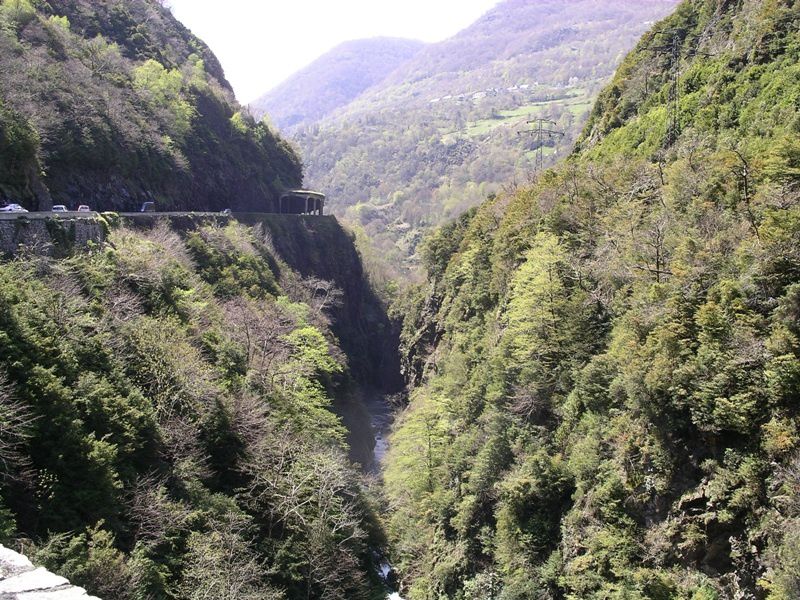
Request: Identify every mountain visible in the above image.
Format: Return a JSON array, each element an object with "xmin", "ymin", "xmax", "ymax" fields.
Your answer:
[
  {"xmin": 251, "ymin": 37, "xmax": 426, "ymax": 130},
  {"xmin": 385, "ymin": 0, "xmax": 800, "ymax": 597},
  {"xmin": 0, "ymin": 0, "xmax": 301, "ymax": 212},
  {"xmin": 292, "ymin": 0, "xmax": 680, "ymax": 271}
]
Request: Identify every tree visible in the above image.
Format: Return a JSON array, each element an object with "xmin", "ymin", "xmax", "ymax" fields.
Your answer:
[
  {"xmin": 0, "ymin": 372, "xmax": 35, "ymax": 480},
  {"xmin": 178, "ymin": 514, "xmax": 284, "ymax": 600}
]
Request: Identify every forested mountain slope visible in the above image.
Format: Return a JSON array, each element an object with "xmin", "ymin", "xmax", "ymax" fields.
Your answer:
[
  {"xmin": 293, "ymin": 0, "xmax": 679, "ymax": 270},
  {"xmin": 0, "ymin": 216, "xmax": 393, "ymax": 599},
  {"xmin": 386, "ymin": 0, "xmax": 800, "ymax": 597},
  {"xmin": 251, "ymin": 38, "xmax": 426, "ymax": 130},
  {"xmin": 0, "ymin": 0, "xmax": 301, "ymax": 212}
]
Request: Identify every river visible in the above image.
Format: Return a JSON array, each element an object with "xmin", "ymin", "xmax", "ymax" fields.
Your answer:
[{"xmin": 364, "ymin": 391, "xmax": 405, "ymax": 599}]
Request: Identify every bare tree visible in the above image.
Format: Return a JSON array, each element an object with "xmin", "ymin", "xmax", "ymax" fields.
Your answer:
[
  {"xmin": 241, "ymin": 438, "xmax": 370, "ymax": 599},
  {"xmin": 178, "ymin": 512, "xmax": 284, "ymax": 600},
  {"xmin": 101, "ymin": 282, "xmax": 144, "ymax": 325},
  {"xmin": 223, "ymin": 298, "xmax": 296, "ymax": 392},
  {"xmin": 158, "ymin": 414, "xmax": 211, "ymax": 482},
  {"xmin": 0, "ymin": 372, "xmax": 37, "ymax": 481},
  {"xmin": 279, "ymin": 275, "xmax": 344, "ymax": 329},
  {"xmin": 128, "ymin": 473, "xmax": 191, "ymax": 546},
  {"xmin": 730, "ymin": 148, "xmax": 761, "ymax": 241}
]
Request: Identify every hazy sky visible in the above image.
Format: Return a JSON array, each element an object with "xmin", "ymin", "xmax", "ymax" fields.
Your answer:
[{"xmin": 166, "ymin": 0, "xmax": 499, "ymax": 104}]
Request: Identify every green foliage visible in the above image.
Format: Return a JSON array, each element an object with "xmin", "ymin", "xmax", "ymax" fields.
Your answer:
[
  {"xmin": 289, "ymin": 1, "xmax": 679, "ymax": 271},
  {"xmin": 386, "ymin": 1, "xmax": 800, "ymax": 597},
  {"xmin": 0, "ymin": 98, "xmax": 40, "ymax": 202},
  {"xmin": 0, "ymin": 0, "xmax": 35, "ymax": 29},
  {"xmin": 0, "ymin": 0, "xmax": 301, "ymax": 211},
  {"xmin": 186, "ymin": 224, "xmax": 280, "ymax": 299},
  {"xmin": 0, "ymin": 221, "xmax": 385, "ymax": 599},
  {"xmin": 133, "ymin": 59, "xmax": 194, "ymax": 137},
  {"xmin": 762, "ymin": 519, "xmax": 800, "ymax": 599},
  {"xmin": 32, "ymin": 524, "xmax": 133, "ymax": 600}
]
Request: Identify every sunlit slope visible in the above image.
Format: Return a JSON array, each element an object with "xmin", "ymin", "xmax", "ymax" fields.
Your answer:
[
  {"xmin": 0, "ymin": 0, "xmax": 301, "ymax": 211},
  {"xmin": 385, "ymin": 0, "xmax": 800, "ymax": 597},
  {"xmin": 251, "ymin": 37, "xmax": 426, "ymax": 130}
]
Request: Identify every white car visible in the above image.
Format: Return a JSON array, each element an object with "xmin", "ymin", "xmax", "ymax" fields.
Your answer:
[
  {"xmin": 0, "ymin": 203, "xmax": 28, "ymax": 213},
  {"xmin": 52, "ymin": 205, "xmax": 68, "ymax": 212},
  {"xmin": 77, "ymin": 205, "xmax": 91, "ymax": 212}
]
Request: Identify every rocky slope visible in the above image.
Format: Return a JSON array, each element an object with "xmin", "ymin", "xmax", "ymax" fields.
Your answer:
[{"xmin": 0, "ymin": 0, "xmax": 301, "ymax": 212}]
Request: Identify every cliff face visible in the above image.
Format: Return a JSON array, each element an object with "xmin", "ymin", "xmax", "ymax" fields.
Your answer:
[
  {"xmin": 245, "ymin": 214, "xmax": 403, "ymax": 391},
  {"xmin": 0, "ymin": 0, "xmax": 302, "ymax": 212}
]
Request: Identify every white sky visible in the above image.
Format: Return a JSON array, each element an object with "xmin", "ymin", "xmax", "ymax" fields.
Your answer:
[{"xmin": 166, "ymin": 0, "xmax": 500, "ymax": 104}]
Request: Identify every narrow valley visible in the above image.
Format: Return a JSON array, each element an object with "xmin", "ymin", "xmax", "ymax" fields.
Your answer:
[{"xmin": 0, "ymin": 1, "xmax": 799, "ymax": 599}]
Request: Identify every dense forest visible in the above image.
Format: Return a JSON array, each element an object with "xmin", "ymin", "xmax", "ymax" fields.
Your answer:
[
  {"xmin": 0, "ymin": 1, "xmax": 399, "ymax": 598},
  {"xmin": 0, "ymin": 0, "xmax": 301, "ymax": 212},
  {"xmin": 0, "ymin": 216, "xmax": 394, "ymax": 599},
  {"xmin": 289, "ymin": 0, "xmax": 679, "ymax": 273},
  {"xmin": 386, "ymin": 0, "xmax": 800, "ymax": 597}
]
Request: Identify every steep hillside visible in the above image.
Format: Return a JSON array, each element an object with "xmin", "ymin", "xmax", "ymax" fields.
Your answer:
[
  {"xmin": 293, "ymin": 0, "xmax": 679, "ymax": 270},
  {"xmin": 385, "ymin": 0, "xmax": 800, "ymax": 598},
  {"xmin": 0, "ymin": 0, "xmax": 301, "ymax": 212},
  {"xmin": 251, "ymin": 38, "xmax": 426, "ymax": 130},
  {"xmin": 0, "ymin": 216, "xmax": 394, "ymax": 599}
]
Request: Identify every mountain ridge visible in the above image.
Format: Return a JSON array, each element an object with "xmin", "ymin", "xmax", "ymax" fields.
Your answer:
[
  {"xmin": 289, "ymin": 0, "xmax": 681, "ymax": 272},
  {"xmin": 251, "ymin": 37, "xmax": 427, "ymax": 130},
  {"xmin": 0, "ymin": 0, "xmax": 301, "ymax": 212}
]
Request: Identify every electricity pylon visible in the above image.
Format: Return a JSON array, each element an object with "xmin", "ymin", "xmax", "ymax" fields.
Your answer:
[
  {"xmin": 647, "ymin": 28, "xmax": 714, "ymax": 147},
  {"xmin": 518, "ymin": 117, "xmax": 564, "ymax": 172}
]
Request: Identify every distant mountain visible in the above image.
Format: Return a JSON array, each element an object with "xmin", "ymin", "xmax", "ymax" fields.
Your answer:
[
  {"xmin": 251, "ymin": 37, "xmax": 426, "ymax": 130},
  {"xmin": 0, "ymin": 0, "xmax": 301, "ymax": 211},
  {"xmin": 349, "ymin": 0, "xmax": 676, "ymax": 113},
  {"xmin": 292, "ymin": 0, "xmax": 680, "ymax": 271}
]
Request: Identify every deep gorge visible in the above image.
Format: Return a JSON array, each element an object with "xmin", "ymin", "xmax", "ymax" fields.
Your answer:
[{"xmin": 1, "ymin": 0, "xmax": 799, "ymax": 598}]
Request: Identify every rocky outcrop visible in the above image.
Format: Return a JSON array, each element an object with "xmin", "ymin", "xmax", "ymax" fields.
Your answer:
[{"xmin": 0, "ymin": 545, "xmax": 100, "ymax": 599}]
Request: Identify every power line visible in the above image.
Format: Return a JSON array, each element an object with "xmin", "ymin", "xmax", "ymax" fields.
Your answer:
[
  {"xmin": 647, "ymin": 28, "xmax": 716, "ymax": 147},
  {"xmin": 518, "ymin": 117, "xmax": 564, "ymax": 172},
  {"xmin": 648, "ymin": 29, "xmax": 684, "ymax": 146}
]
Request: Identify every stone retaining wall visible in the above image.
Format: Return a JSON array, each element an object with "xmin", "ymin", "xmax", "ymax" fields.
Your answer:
[{"xmin": 0, "ymin": 216, "xmax": 105, "ymax": 257}]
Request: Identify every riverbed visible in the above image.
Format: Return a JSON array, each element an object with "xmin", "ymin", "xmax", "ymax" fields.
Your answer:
[{"xmin": 364, "ymin": 391, "xmax": 405, "ymax": 599}]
